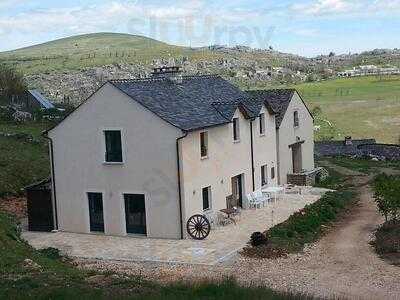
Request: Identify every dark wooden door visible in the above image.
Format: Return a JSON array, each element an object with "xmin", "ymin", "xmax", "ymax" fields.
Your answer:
[
  {"xmin": 231, "ymin": 175, "xmax": 243, "ymax": 208},
  {"xmin": 88, "ymin": 193, "xmax": 104, "ymax": 232},
  {"xmin": 27, "ymin": 189, "xmax": 54, "ymax": 232},
  {"xmin": 292, "ymin": 144, "xmax": 303, "ymax": 173},
  {"xmin": 124, "ymin": 194, "xmax": 146, "ymax": 235}
]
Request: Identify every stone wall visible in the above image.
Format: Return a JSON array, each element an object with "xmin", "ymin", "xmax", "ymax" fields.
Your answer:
[{"xmin": 358, "ymin": 144, "xmax": 400, "ymax": 161}]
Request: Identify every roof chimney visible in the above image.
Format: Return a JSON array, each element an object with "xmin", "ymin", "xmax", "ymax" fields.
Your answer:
[
  {"xmin": 344, "ymin": 136, "xmax": 352, "ymax": 146},
  {"xmin": 152, "ymin": 66, "xmax": 182, "ymax": 83}
]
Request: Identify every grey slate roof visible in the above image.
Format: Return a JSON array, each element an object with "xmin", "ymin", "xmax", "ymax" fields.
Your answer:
[
  {"xmin": 110, "ymin": 75, "xmax": 253, "ymax": 131},
  {"xmin": 246, "ymin": 89, "xmax": 296, "ymax": 128},
  {"xmin": 28, "ymin": 90, "xmax": 55, "ymax": 109}
]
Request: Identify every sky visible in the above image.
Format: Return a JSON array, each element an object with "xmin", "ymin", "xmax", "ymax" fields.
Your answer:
[{"xmin": 0, "ymin": 0, "xmax": 399, "ymax": 57}]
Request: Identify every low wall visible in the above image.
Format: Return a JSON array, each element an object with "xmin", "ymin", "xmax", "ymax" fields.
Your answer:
[{"xmin": 358, "ymin": 144, "xmax": 400, "ymax": 161}]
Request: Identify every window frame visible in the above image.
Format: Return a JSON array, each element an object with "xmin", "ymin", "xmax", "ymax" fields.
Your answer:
[
  {"xmin": 233, "ymin": 117, "xmax": 240, "ymax": 142},
  {"xmin": 103, "ymin": 128, "xmax": 124, "ymax": 164},
  {"xmin": 259, "ymin": 113, "xmax": 266, "ymax": 135},
  {"xmin": 293, "ymin": 111, "xmax": 300, "ymax": 128},
  {"xmin": 202, "ymin": 186, "xmax": 212, "ymax": 211},
  {"xmin": 200, "ymin": 131, "xmax": 208, "ymax": 159}
]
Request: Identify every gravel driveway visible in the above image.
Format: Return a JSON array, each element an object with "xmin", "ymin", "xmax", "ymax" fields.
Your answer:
[{"xmin": 76, "ymin": 176, "xmax": 400, "ymax": 300}]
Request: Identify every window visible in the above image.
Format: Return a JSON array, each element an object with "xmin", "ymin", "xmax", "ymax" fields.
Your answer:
[
  {"xmin": 200, "ymin": 131, "xmax": 208, "ymax": 158},
  {"xmin": 271, "ymin": 167, "xmax": 275, "ymax": 179},
  {"xmin": 261, "ymin": 165, "xmax": 268, "ymax": 186},
  {"xmin": 202, "ymin": 186, "xmax": 211, "ymax": 210},
  {"xmin": 87, "ymin": 192, "xmax": 104, "ymax": 232},
  {"xmin": 104, "ymin": 130, "xmax": 123, "ymax": 163},
  {"xmin": 259, "ymin": 113, "xmax": 266, "ymax": 135},
  {"xmin": 233, "ymin": 118, "xmax": 240, "ymax": 141},
  {"xmin": 294, "ymin": 111, "xmax": 299, "ymax": 127}
]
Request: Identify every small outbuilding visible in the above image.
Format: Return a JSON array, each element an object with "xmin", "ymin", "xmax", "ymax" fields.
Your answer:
[{"xmin": 25, "ymin": 179, "xmax": 54, "ymax": 232}]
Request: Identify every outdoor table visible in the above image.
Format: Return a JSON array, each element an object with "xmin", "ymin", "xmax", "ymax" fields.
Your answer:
[{"xmin": 261, "ymin": 186, "xmax": 285, "ymax": 202}]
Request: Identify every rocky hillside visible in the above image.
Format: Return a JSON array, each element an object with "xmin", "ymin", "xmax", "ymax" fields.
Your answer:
[{"xmin": 2, "ymin": 33, "xmax": 400, "ymax": 105}]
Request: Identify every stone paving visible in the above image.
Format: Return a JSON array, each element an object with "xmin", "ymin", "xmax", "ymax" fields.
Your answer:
[{"xmin": 22, "ymin": 191, "xmax": 325, "ymax": 265}]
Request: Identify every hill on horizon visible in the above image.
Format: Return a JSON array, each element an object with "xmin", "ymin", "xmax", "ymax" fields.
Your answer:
[{"xmin": 0, "ymin": 32, "xmax": 226, "ymax": 74}]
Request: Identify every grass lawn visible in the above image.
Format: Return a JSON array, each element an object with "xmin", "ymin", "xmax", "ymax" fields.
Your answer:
[
  {"xmin": 0, "ymin": 121, "xmax": 50, "ymax": 197},
  {"xmin": 324, "ymin": 157, "xmax": 400, "ymax": 174},
  {"xmin": 294, "ymin": 76, "xmax": 400, "ymax": 143}
]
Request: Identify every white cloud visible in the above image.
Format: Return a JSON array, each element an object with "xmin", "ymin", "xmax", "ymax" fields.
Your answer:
[{"xmin": 290, "ymin": 0, "xmax": 400, "ymax": 17}]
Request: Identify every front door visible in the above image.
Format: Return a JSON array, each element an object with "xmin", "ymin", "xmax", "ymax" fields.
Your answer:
[
  {"xmin": 292, "ymin": 144, "xmax": 303, "ymax": 173},
  {"xmin": 88, "ymin": 192, "xmax": 104, "ymax": 232},
  {"xmin": 124, "ymin": 194, "xmax": 147, "ymax": 235},
  {"xmin": 231, "ymin": 175, "xmax": 243, "ymax": 208}
]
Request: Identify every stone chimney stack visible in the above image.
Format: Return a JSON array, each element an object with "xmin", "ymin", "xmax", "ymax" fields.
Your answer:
[
  {"xmin": 344, "ymin": 136, "xmax": 353, "ymax": 146},
  {"xmin": 151, "ymin": 66, "xmax": 182, "ymax": 83}
]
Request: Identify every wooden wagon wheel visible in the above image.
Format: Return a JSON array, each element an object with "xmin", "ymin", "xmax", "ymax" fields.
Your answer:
[{"xmin": 186, "ymin": 214, "xmax": 211, "ymax": 240}]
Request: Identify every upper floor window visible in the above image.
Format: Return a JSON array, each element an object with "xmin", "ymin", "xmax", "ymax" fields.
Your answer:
[
  {"xmin": 259, "ymin": 113, "xmax": 266, "ymax": 135},
  {"xmin": 294, "ymin": 111, "xmax": 299, "ymax": 127},
  {"xmin": 233, "ymin": 118, "xmax": 240, "ymax": 142},
  {"xmin": 104, "ymin": 130, "xmax": 123, "ymax": 163},
  {"xmin": 200, "ymin": 131, "xmax": 208, "ymax": 158}
]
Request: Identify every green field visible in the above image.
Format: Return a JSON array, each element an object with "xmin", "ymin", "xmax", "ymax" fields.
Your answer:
[{"xmin": 293, "ymin": 76, "xmax": 400, "ymax": 143}]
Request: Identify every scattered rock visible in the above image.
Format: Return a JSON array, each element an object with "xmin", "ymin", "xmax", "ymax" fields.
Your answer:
[{"xmin": 22, "ymin": 258, "xmax": 42, "ymax": 272}]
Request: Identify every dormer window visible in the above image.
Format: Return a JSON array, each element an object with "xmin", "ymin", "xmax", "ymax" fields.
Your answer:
[
  {"xmin": 294, "ymin": 111, "xmax": 299, "ymax": 127},
  {"xmin": 233, "ymin": 118, "xmax": 240, "ymax": 142},
  {"xmin": 200, "ymin": 131, "xmax": 208, "ymax": 158},
  {"xmin": 259, "ymin": 113, "xmax": 266, "ymax": 135}
]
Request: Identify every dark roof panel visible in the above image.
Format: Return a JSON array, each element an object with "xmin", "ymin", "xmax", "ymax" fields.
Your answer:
[
  {"xmin": 247, "ymin": 89, "xmax": 295, "ymax": 128},
  {"xmin": 28, "ymin": 90, "xmax": 55, "ymax": 109},
  {"xmin": 110, "ymin": 75, "xmax": 252, "ymax": 131}
]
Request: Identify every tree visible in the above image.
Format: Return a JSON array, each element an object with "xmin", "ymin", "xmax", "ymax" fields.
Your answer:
[
  {"xmin": 328, "ymin": 52, "xmax": 335, "ymax": 57},
  {"xmin": 0, "ymin": 65, "xmax": 26, "ymax": 104}
]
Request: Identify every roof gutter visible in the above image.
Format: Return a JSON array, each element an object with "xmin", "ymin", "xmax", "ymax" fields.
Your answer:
[
  {"xmin": 176, "ymin": 131, "xmax": 188, "ymax": 239},
  {"xmin": 250, "ymin": 119, "xmax": 256, "ymax": 191},
  {"xmin": 42, "ymin": 131, "xmax": 59, "ymax": 230}
]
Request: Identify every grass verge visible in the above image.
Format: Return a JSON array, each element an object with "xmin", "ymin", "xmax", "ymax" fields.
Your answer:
[
  {"xmin": 325, "ymin": 157, "xmax": 400, "ymax": 174},
  {"xmin": 0, "ymin": 121, "xmax": 50, "ymax": 197},
  {"xmin": 242, "ymin": 188, "xmax": 357, "ymax": 258}
]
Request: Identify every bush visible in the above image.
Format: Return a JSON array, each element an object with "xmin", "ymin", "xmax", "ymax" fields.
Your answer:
[
  {"xmin": 38, "ymin": 247, "xmax": 62, "ymax": 259},
  {"xmin": 372, "ymin": 173, "xmax": 400, "ymax": 221},
  {"xmin": 250, "ymin": 232, "xmax": 266, "ymax": 246}
]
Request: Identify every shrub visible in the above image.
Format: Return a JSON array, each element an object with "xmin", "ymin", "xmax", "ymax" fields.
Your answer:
[
  {"xmin": 372, "ymin": 173, "xmax": 400, "ymax": 221},
  {"xmin": 250, "ymin": 232, "xmax": 266, "ymax": 246}
]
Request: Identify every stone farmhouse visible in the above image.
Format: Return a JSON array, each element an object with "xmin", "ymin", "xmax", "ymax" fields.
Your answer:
[{"xmin": 45, "ymin": 67, "xmax": 315, "ymax": 239}]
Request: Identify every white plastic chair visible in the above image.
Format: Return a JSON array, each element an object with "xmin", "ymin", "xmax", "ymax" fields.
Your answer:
[
  {"xmin": 254, "ymin": 190, "xmax": 268, "ymax": 207},
  {"xmin": 247, "ymin": 193, "xmax": 260, "ymax": 209}
]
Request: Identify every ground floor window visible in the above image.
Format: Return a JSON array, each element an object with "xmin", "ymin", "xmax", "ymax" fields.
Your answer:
[
  {"xmin": 87, "ymin": 192, "xmax": 104, "ymax": 232},
  {"xmin": 202, "ymin": 186, "xmax": 211, "ymax": 211},
  {"xmin": 261, "ymin": 165, "xmax": 268, "ymax": 186},
  {"xmin": 271, "ymin": 167, "xmax": 275, "ymax": 179},
  {"xmin": 124, "ymin": 194, "xmax": 147, "ymax": 235}
]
